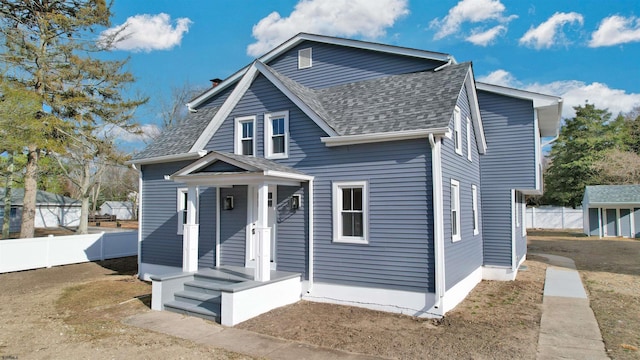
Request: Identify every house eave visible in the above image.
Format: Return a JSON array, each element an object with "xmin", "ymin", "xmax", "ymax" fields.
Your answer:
[
  {"xmin": 320, "ymin": 128, "xmax": 451, "ymax": 147},
  {"xmin": 125, "ymin": 151, "xmax": 208, "ymax": 166},
  {"xmin": 170, "ymin": 172, "xmax": 309, "ymax": 187}
]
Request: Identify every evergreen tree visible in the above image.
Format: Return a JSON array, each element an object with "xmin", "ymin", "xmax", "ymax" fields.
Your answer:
[
  {"xmin": 0, "ymin": 0, "xmax": 146, "ymax": 235},
  {"xmin": 544, "ymin": 104, "xmax": 618, "ymax": 207}
]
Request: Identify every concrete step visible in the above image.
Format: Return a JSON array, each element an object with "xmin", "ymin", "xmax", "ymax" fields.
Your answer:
[
  {"xmin": 174, "ymin": 290, "xmax": 221, "ymax": 307},
  {"xmin": 164, "ymin": 300, "xmax": 220, "ymax": 323},
  {"xmin": 183, "ymin": 280, "xmax": 226, "ymax": 296},
  {"xmin": 193, "ymin": 273, "xmax": 244, "ymax": 284}
]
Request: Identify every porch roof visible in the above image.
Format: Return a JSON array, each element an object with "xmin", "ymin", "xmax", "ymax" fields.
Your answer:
[{"xmin": 169, "ymin": 151, "xmax": 313, "ymax": 186}]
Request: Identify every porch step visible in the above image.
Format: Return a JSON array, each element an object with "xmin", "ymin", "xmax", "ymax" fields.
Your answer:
[
  {"xmin": 174, "ymin": 290, "xmax": 221, "ymax": 307},
  {"xmin": 164, "ymin": 300, "xmax": 220, "ymax": 323},
  {"xmin": 184, "ymin": 280, "xmax": 226, "ymax": 296}
]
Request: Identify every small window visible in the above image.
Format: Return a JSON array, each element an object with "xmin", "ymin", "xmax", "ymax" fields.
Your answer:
[
  {"xmin": 515, "ymin": 191, "xmax": 520, "ymax": 228},
  {"xmin": 298, "ymin": 48, "xmax": 312, "ymax": 69},
  {"xmin": 235, "ymin": 116, "xmax": 256, "ymax": 156},
  {"xmin": 264, "ymin": 111, "xmax": 289, "ymax": 159},
  {"xmin": 177, "ymin": 188, "xmax": 188, "ymax": 235},
  {"xmin": 522, "ymin": 193, "xmax": 527, "ymax": 236},
  {"xmin": 333, "ymin": 181, "xmax": 368, "ymax": 244},
  {"xmin": 472, "ymin": 185, "xmax": 479, "ymax": 235},
  {"xmin": 467, "ymin": 117, "xmax": 472, "ymax": 161},
  {"xmin": 451, "ymin": 179, "xmax": 461, "ymax": 241},
  {"xmin": 454, "ymin": 107, "xmax": 462, "ymax": 155}
]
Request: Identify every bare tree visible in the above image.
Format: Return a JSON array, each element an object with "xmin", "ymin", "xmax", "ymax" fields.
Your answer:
[
  {"xmin": 158, "ymin": 82, "xmax": 207, "ymax": 129},
  {"xmin": 593, "ymin": 149, "xmax": 640, "ymax": 184}
]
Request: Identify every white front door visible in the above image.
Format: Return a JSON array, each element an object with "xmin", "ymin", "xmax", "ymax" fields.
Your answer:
[{"xmin": 246, "ymin": 185, "xmax": 277, "ymax": 267}]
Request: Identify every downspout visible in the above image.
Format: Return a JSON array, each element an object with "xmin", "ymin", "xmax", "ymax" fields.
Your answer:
[
  {"xmin": 131, "ymin": 163, "xmax": 143, "ymax": 278},
  {"xmin": 434, "ymin": 58, "xmax": 453, "ymax": 72},
  {"xmin": 307, "ymin": 179, "xmax": 314, "ymax": 293},
  {"xmin": 429, "ymin": 134, "xmax": 445, "ymax": 315}
]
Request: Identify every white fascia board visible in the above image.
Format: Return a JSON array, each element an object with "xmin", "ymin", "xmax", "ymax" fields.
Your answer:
[
  {"xmin": 259, "ymin": 33, "xmax": 453, "ymax": 65},
  {"xmin": 125, "ymin": 150, "xmax": 207, "ymax": 166},
  {"xmin": 321, "ymin": 128, "xmax": 450, "ymax": 147},
  {"xmin": 171, "ymin": 172, "xmax": 302, "ymax": 187},
  {"xmin": 189, "ymin": 64, "xmax": 261, "ymax": 153},
  {"xmin": 476, "ymin": 82, "xmax": 562, "ymax": 137},
  {"xmin": 264, "ymin": 170, "xmax": 314, "ymax": 181},
  {"xmin": 171, "ymin": 151, "xmax": 260, "ymax": 177},
  {"xmin": 586, "ymin": 202, "xmax": 639, "ymax": 208},
  {"xmin": 254, "ymin": 61, "xmax": 338, "ymax": 137},
  {"xmin": 465, "ymin": 69, "xmax": 487, "ymax": 154}
]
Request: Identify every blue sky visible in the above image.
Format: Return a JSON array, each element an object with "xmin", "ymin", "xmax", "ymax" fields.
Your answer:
[{"xmin": 102, "ymin": 0, "xmax": 640, "ymax": 149}]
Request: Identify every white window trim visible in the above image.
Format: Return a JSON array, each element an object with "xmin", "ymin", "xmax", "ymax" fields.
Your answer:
[
  {"xmin": 515, "ymin": 192, "xmax": 520, "ymax": 228},
  {"xmin": 472, "ymin": 184, "xmax": 479, "ymax": 235},
  {"xmin": 332, "ymin": 180, "xmax": 369, "ymax": 244},
  {"xmin": 454, "ymin": 107, "xmax": 462, "ymax": 155},
  {"xmin": 177, "ymin": 188, "xmax": 188, "ymax": 235},
  {"xmin": 264, "ymin": 110, "xmax": 289, "ymax": 159},
  {"xmin": 298, "ymin": 47, "xmax": 312, "ymax": 69},
  {"xmin": 234, "ymin": 115, "xmax": 256, "ymax": 156},
  {"xmin": 466, "ymin": 116, "xmax": 472, "ymax": 161},
  {"xmin": 451, "ymin": 179, "xmax": 461, "ymax": 242}
]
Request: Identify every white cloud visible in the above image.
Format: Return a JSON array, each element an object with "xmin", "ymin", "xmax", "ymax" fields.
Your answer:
[
  {"xmin": 430, "ymin": 0, "xmax": 516, "ymax": 40},
  {"xmin": 100, "ymin": 13, "xmax": 192, "ymax": 52},
  {"xmin": 479, "ymin": 70, "xmax": 640, "ymax": 118},
  {"xmin": 466, "ymin": 25, "xmax": 506, "ymax": 46},
  {"xmin": 246, "ymin": 0, "xmax": 409, "ymax": 57},
  {"xmin": 589, "ymin": 15, "xmax": 640, "ymax": 47},
  {"xmin": 519, "ymin": 12, "xmax": 583, "ymax": 49}
]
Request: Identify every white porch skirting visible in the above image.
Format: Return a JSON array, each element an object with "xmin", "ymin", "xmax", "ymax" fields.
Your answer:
[{"xmin": 482, "ymin": 255, "xmax": 526, "ymax": 281}]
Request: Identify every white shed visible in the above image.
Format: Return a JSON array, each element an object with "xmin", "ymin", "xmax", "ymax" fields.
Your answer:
[
  {"xmin": 0, "ymin": 188, "xmax": 81, "ymax": 232},
  {"xmin": 100, "ymin": 201, "xmax": 135, "ymax": 220}
]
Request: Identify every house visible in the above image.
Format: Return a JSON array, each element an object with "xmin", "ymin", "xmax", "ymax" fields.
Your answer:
[
  {"xmin": 127, "ymin": 33, "xmax": 562, "ymax": 326},
  {"xmin": 0, "ymin": 188, "xmax": 81, "ymax": 232},
  {"xmin": 582, "ymin": 185, "xmax": 640, "ymax": 238},
  {"xmin": 100, "ymin": 201, "xmax": 135, "ymax": 220}
]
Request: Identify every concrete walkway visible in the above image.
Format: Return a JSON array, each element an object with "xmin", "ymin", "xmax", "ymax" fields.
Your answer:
[
  {"xmin": 124, "ymin": 310, "xmax": 384, "ymax": 360},
  {"xmin": 532, "ymin": 253, "xmax": 609, "ymax": 360}
]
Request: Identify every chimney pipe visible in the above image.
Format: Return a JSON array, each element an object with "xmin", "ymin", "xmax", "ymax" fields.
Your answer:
[{"xmin": 209, "ymin": 78, "xmax": 223, "ymax": 88}]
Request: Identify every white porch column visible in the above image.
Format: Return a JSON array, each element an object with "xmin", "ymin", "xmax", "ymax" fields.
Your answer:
[
  {"xmin": 183, "ymin": 186, "xmax": 199, "ymax": 272},
  {"xmin": 255, "ymin": 182, "xmax": 271, "ymax": 282}
]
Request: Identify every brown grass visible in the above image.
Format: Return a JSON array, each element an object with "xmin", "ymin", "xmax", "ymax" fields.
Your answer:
[{"xmin": 528, "ymin": 230, "xmax": 640, "ymax": 360}]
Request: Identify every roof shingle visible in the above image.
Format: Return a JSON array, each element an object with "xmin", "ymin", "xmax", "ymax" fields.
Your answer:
[{"xmin": 584, "ymin": 185, "xmax": 640, "ymax": 204}]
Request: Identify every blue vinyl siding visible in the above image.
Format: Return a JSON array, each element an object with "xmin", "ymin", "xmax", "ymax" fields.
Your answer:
[
  {"xmin": 141, "ymin": 161, "xmax": 218, "ymax": 268},
  {"xmin": 441, "ymin": 89, "xmax": 483, "ymax": 290},
  {"xmin": 204, "ymin": 77, "xmax": 433, "ymax": 292},
  {"xmin": 269, "ymin": 41, "xmax": 445, "ymax": 89},
  {"xmin": 219, "ymin": 186, "xmax": 247, "ymax": 266},
  {"xmin": 276, "ymin": 185, "xmax": 308, "ymax": 279},
  {"xmin": 140, "ymin": 161, "xmax": 191, "ymax": 267},
  {"xmin": 478, "ymin": 90, "xmax": 536, "ymax": 267}
]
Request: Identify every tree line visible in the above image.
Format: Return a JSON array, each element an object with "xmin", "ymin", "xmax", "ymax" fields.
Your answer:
[
  {"xmin": 542, "ymin": 104, "xmax": 640, "ymax": 208},
  {"xmin": 0, "ymin": 0, "xmax": 146, "ymax": 238}
]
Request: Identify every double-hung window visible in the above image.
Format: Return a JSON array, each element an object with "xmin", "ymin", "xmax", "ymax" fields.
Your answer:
[
  {"xmin": 472, "ymin": 185, "xmax": 479, "ymax": 235},
  {"xmin": 467, "ymin": 117, "xmax": 472, "ymax": 161},
  {"xmin": 333, "ymin": 181, "xmax": 368, "ymax": 244},
  {"xmin": 451, "ymin": 179, "xmax": 461, "ymax": 241},
  {"xmin": 265, "ymin": 111, "xmax": 289, "ymax": 159},
  {"xmin": 454, "ymin": 107, "xmax": 462, "ymax": 155},
  {"xmin": 235, "ymin": 116, "xmax": 256, "ymax": 156},
  {"xmin": 177, "ymin": 188, "xmax": 188, "ymax": 235}
]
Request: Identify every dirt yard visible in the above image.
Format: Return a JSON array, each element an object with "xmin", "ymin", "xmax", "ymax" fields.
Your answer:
[
  {"xmin": 239, "ymin": 257, "xmax": 547, "ymax": 359},
  {"xmin": 528, "ymin": 230, "xmax": 640, "ymax": 360},
  {"xmin": 0, "ymin": 257, "xmax": 249, "ymax": 359}
]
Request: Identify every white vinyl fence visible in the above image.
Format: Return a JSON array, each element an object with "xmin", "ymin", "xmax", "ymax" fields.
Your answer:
[
  {"xmin": 526, "ymin": 206, "xmax": 583, "ymax": 229},
  {"xmin": 0, "ymin": 231, "xmax": 137, "ymax": 274}
]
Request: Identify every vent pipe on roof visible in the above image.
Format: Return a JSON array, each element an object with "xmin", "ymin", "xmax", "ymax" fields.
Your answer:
[{"xmin": 209, "ymin": 78, "xmax": 223, "ymax": 88}]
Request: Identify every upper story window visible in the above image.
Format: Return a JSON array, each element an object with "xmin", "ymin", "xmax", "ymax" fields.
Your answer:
[
  {"xmin": 265, "ymin": 111, "xmax": 289, "ymax": 159},
  {"xmin": 235, "ymin": 116, "xmax": 256, "ymax": 156},
  {"xmin": 333, "ymin": 181, "xmax": 368, "ymax": 244},
  {"xmin": 451, "ymin": 179, "xmax": 461, "ymax": 241},
  {"xmin": 298, "ymin": 48, "xmax": 312, "ymax": 69},
  {"xmin": 467, "ymin": 116, "xmax": 472, "ymax": 161},
  {"xmin": 454, "ymin": 107, "xmax": 462, "ymax": 155}
]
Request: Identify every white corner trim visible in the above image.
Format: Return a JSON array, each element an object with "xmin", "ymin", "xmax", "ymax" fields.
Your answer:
[
  {"xmin": 429, "ymin": 134, "xmax": 445, "ymax": 314},
  {"xmin": 465, "ymin": 69, "xmax": 487, "ymax": 154},
  {"xmin": 441, "ymin": 266, "xmax": 482, "ymax": 313},
  {"xmin": 139, "ymin": 262, "xmax": 182, "ymax": 281},
  {"xmin": 190, "ymin": 64, "xmax": 261, "ymax": 153},
  {"xmin": 308, "ymin": 179, "xmax": 314, "ymax": 291},
  {"xmin": 304, "ymin": 282, "xmax": 440, "ymax": 318},
  {"xmin": 322, "ymin": 128, "xmax": 450, "ymax": 147}
]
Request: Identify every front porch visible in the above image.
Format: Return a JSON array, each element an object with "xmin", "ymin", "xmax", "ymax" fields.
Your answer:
[{"xmin": 151, "ymin": 266, "xmax": 301, "ymax": 326}]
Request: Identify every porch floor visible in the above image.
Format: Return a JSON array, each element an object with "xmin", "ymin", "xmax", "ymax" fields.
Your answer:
[{"xmin": 196, "ymin": 266, "xmax": 301, "ymax": 292}]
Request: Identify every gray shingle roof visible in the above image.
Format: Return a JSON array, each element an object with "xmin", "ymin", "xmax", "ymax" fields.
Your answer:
[
  {"xmin": 131, "ymin": 106, "xmax": 219, "ymax": 161},
  {"xmin": 584, "ymin": 185, "xmax": 640, "ymax": 204},
  {"xmin": 0, "ymin": 188, "xmax": 79, "ymax": 206},
  {"xmin": 265, "ymin": 62, "xmax": 470, "ymax": 136},
  {"xmin": 210, "ymin": 151, "xmax": 307, "ymax": 175}
]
